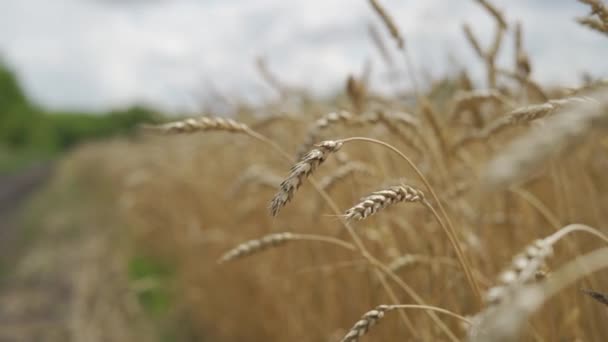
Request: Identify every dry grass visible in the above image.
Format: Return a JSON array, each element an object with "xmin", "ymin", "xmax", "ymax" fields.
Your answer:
[{"xmin": 62, "ymin": 1, "xmax": 608, "ymax": 341}]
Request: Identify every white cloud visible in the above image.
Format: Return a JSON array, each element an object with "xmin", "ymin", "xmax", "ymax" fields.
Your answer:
[{"xmin": 0, "ymin": 0, "xmax": 606, "ymax": 112}]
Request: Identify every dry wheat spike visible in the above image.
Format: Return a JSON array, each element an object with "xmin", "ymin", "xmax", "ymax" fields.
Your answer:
[
  {"xmin": 579, "ymin": 0, "xmax": 608, "ymax": 25},
  {"xmin": 270, "ymin": 140, "xmax": 343, "ymax": 216},
  {"xmin": 341, "ymin": 305, "xmax": 393, "ymax": 342},
  {"xmin": 218, "ymin": 232, "xmax": 355, "ymax": 263},
  {"xmin": 577, "ymin": 16, "xmax": 608, "ymax": 35},
  {"xmin": 218, "ymin": 232, "xmax": 295, "ymax": 263},
  {"xmin": 484, "ymin": 239, "xmax": 553, "ymax": 305},
  {"xmin": 142, "ymin": 116, "xmax": 249, "ymax": 134},
  {"xmin": 483, "ymin": 90, "xmax": 607, "ymax": 189},
  {"xmin": 228, "ymin": 165, "xmax": 282, "ymax": 198},
  {"xmin": 345, "ymin": 185, "xmax": 424, "ymax": 221},
  {"xmin": 453, "ymin": 96, "xmax": 595, "ymax": 151}
]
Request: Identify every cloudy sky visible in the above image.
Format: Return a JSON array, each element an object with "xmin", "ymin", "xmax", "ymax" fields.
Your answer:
[{"xmin": 0, "ymin": 0, "xmax": 606, "ymax": 113}]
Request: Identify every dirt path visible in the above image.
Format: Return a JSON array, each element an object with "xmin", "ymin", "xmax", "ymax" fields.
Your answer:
[
  {"xmin": 0, "ymin": 162, "xmax": 157, "ymax": 341},
  {"xmin": 0, "ymin": 163, "xmax": 54, "ymax": 265}
]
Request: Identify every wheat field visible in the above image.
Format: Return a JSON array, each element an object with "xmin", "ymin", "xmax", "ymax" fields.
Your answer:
[{"xmin": 65, "ymin": 1, "xmax": 608, "ymax": 341}]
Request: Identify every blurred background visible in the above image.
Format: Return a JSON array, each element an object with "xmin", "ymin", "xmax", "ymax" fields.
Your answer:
[{"xmin": 0, "ymin": 0, "xmax": 607, "ymax": 341}]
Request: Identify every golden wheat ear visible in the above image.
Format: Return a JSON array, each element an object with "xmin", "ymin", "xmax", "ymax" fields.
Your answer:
[
  {"xmin": 270, "ymin": 140, "xmax": 343, "ymax": 216},
  {"xmin": 344, "ymin": 185, "xmax": 424, "ymax": 221},
  {"xmin": 140, "ymin": 116, "xmax": 250, "ymax": 134}
]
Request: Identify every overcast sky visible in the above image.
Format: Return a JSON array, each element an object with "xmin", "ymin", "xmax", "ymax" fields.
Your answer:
[{"xmin": 0, "ymin": 0, "xmax": 606, "ymax": 113}]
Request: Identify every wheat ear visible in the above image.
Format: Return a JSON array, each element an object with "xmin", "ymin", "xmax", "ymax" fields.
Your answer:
[
  {"xmin": 270, "ymin": 140, "xmax": 343, "ymax": 216},
  {"xmin": 218, "ymin": 232, "xmax": 354, "ymax": 263},
  {"xmin": 345, "ymin": 185, "xmax": 424, "ymax": 221},
  {"xmin": 342, "ymin": 304, "xmax": 471, "ymax": 342},
  {"xmin": 141, "ymin": 116, "xmax": 249, "ymax": 134},
  {"xmin": 482, "ymin": 90, "xmax": 607, "ymax": 189},
  {"xmin": 579, "ymin": 0, "xmax": 608, "ymax": 25}
]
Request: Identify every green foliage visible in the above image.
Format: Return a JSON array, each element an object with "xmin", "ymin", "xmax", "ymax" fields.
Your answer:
[
  {"xmin": 0, "ymin": 62, "xmax": 159, "ymax": 172},
  {"xmin": 129, "ymin": 255, "xmax": 174, "ymax": 316}
]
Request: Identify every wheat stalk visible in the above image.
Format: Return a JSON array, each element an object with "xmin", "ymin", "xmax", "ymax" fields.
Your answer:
[
  {"xmin": 475, "ymin": 0, "xmax": 508, "ymax": 30},
  {"xmin": 496, "ymin": 68, "xmax": 547, "ymax": 101},
  {"xmin": 318, "ymin": 161, "xmax": 374, "ymax": 192},
  {"xmin": 367, "ymin": 23, "xmax": 394, "ymax": 67},
  {"xmin": 450, "ymin": 89, "xmax": 513, "ymax": 122},
  {"xmin": 295, "ymin": 111, "xmax": 356, "ymax": 159},
  {"xmin": 270, "ymin": 140, "xmax": 343, "ymax": 216},
  {"xmin": 581, "ymin": 288, "xmax": 608, "ymax": 306},
  {"xmin": 228, "ymin": 165, "xmax": 282, "ymax": 198},
  {"xmin": 368, "ymin": 0, "xmax": 404, "ymax": 49},
  {"xmin": 345, "ymin": 185, "xmax": 424, "ymax": 221},
  {"xmin": 463, "ymin": 23, "xmax": 484, "ymax": 58}
]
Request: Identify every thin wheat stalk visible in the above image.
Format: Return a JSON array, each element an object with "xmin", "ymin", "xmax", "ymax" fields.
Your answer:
[
  {"xmin": 463, "ymin": 23, "xmax": 484, "ymax": 58},
  {"xmin": 421, "ymin": 99, "xmax": 449, "ymax": 159},
  {"xmin": 514, "ymin": 22, "xmax": 531, "ymax": 77},
  {"xmin": 319, "ymin": 161, "xmax": 374, "ymax": 192},
  {"xmin": 368, "ymin": 0, "xmax": 404, "ymax": 49},
  {"xmin": 367, "ymin": 23, "xmax": 394, "ymax": 67},
  {"xmin": 364, "ymin": 111, "xmax": 423, "ymax": 156},
  {"xmin": 270, "ymin": 140, "xmax": 343, "ymax": 216},
  {"xmin": 345, "ymin": 185, "xmax": 424, "ymax": 221},
  {"xmin": 295, "ymin": 111, "xmax": 356, "ymax": 159},
  {"xmin": 496, "ymin": 68, "xmax": 548, "ymax": 101},
  {"xmin": 228, "ymin": 165, "xmax": 282, "ymax": 198},
  {"xmin": 218, "ymin": 232, "xmax": 355, "ymax": 263},
  {"xmin": 580, "ymin": 288, "xmax": 608, "ymax": 306},
  {"xmin": 487, "ymin": 24, "xmax": 505, "ymax": 62},
  {"xmin": 342, "ymin": 304, "xmax": 471, "ymax": 342},
  {"xmin": 450, "ymin": 89, "xmax": 514, "ymax": 122},
  {"xmin": 475, "ymin": 0, "xmax": 508, "ymax": 30}
]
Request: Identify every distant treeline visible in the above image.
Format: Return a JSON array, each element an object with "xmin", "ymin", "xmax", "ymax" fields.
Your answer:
[{"xmin": 0, "ymin": 62, "xmax": 158, "ymax": 171}]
